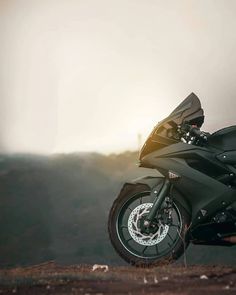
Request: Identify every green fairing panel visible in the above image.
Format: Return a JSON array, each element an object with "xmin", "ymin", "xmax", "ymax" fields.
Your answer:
[
  {"xmin": 217, "ymin": 150, "xmax": 236, "ymax": 164},
  {"xmin": 208, "ymin": 126, "xmax": 236, "ymax": 151}
]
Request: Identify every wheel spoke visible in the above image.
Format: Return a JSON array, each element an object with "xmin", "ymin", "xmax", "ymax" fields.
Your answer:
[
  {"xmin": 142, "ymin": 246, "xmax": 148, "ymax": 254},
  {"xmin": 167, "ymin": 233, "xmax": 174, "ymax": 242},
  {"xmin": 171, "ymin": 223, "xmax": 180, "ymax": 229},
  {"xmin": 126, "ymin": 237, "xmax": 133, "ymax": 243},
  {"xmin": 155, "ymin": 244, "xmax": 159, "ymax": 255}
]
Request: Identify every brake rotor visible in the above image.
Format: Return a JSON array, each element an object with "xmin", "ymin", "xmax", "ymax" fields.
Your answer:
[{"xmin": 127, "ymin": 203, "xmax": 169, "ymax": 246}]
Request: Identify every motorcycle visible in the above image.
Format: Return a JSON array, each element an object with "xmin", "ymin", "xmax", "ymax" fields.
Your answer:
[{"xmin": 108, "ymin": 93, "xmax": 236, "ymax": 267}]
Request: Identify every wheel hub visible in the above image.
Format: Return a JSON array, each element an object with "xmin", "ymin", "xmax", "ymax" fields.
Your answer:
[{"xmin": 127, "ymin": 203, "xmax": 169, "ymax": 246}]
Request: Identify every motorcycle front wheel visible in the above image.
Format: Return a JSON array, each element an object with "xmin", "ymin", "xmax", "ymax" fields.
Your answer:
[{"xmin": 108, "ymin": 183, "xmax": 190, "ymax": 267}]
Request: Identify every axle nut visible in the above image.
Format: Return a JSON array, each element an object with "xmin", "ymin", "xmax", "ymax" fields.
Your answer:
[{"xmin": 144, "ymin": 220, "xmax": 150, "ymax": 227}]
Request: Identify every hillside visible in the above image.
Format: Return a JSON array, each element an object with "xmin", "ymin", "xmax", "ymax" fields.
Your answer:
[{"xmin": 0, "ymin": 152, "xmax": 236, "ymax": 267}]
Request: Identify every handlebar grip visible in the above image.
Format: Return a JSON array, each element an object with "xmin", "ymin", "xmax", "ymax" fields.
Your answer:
[
  {"xmin": 190, "ymin": 127, "xmax": 208, "ymax": 142},
  {"xmin": 190, "ymin": 127, "xmax": 202, "ymax": 137}
]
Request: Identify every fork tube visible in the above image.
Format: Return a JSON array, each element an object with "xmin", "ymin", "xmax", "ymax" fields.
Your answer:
[{"xmin": 145, "ymin": 178, "xmax": 171, "ymax": 223}]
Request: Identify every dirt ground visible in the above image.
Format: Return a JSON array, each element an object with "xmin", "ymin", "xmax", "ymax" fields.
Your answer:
[{"xmin": 0, "ymin": 262, "xmax": 236, "ymax": 295}]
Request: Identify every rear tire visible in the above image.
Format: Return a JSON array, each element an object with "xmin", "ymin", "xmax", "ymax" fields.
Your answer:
[{"xmin": 108, "ymin": 183, "xmax": 190, "ymax": 267}]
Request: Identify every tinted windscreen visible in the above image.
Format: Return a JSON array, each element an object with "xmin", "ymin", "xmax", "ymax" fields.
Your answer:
[
  {"xmin": 162, "ymin": 92, "xmax": 204, "ymax": 128},
  {"xmin": 140, "ymin": 93, "xmax": 204, "ymax": 159}
]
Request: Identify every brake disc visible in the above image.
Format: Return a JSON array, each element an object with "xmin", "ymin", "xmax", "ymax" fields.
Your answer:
[{"xmin": 127, "ymin": 203, "xmax": 169, "ymax": 246}]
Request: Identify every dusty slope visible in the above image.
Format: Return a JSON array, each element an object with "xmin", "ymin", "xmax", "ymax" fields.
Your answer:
[{"xmin": 0, "ymin": 262, "xmax": 236, "ymax": 294}]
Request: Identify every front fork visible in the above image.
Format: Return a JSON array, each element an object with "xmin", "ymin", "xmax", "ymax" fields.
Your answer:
[{"xmin": 144, "ymin": 178, "xmax": 172, "ymax": 227}]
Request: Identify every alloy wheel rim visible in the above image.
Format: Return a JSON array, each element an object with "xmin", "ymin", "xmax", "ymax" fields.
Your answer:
[
  {"xmin": 116, "ymin": 191, "xmax": 182, "ymax": 259},
  {"xmin": 127, "ymin": 203, "xmax": 169, "ymax": 246}
]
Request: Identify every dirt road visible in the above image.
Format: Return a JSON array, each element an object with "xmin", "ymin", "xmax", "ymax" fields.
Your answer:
[{"xmin": 0, "ymin": 262, "xmax": 236, "ymax": 294}]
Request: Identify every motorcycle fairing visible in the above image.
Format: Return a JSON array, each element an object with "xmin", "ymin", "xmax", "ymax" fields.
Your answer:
[
  {"xmin": 141, "ymin": 142, "xmax": 231, "ymax": 177},
  {"xmin": 140, "ymin": 93, "xmax": 204, "ymax": 159},
  {"xmin": 137, "ymin": 93, "xmax": 236, "ymax": 243},
  {"xmin": 208, "ymin": 126, "xmax": 236, "ymax": 151},
  {"xmin": 140, "ymin": 142, "xmax": 236, "ymax": 228},
  {"xmin": 217, "ymin": 150, "xmax": 236, "ymax": 164}
]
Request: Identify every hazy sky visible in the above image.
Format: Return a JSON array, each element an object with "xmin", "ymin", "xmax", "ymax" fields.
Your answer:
[{"xmin": 1, "ymin": 0, "xmax": 236, "ymax": 154}]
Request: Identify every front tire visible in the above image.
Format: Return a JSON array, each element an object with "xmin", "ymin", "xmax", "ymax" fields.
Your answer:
[{"xmin": 108, "ymin": 183, "xmax": 190, "ymax": 267}]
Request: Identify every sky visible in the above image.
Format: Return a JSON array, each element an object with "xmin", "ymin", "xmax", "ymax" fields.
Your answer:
[{"xmin": 1, "ymin": 0, "xmax": 236, "ymax": 154}]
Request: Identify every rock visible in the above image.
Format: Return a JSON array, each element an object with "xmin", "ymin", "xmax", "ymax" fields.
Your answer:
[
  {"xmin": 92, "ymin": 264, "xmax": 109, "ymax": 272},
  {"xmin": 154, "ymin": 276, "xmax": 159, "ymax": 284},
  {"xmin": 143, "ymin": 276, "xmax": 148, "ymax": 284},
  {"xmin": 200, "ymin": 275, "xmax": 208, "ymax": 280}
]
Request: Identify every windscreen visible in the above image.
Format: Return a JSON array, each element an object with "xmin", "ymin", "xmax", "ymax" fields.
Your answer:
[
  {"xmin": 139, "ymin": 93, "xmax": 204, "ymax": 159},
  {"xmin": 160, "ymin": 92, "xmax": 204, "ymax": 128}
]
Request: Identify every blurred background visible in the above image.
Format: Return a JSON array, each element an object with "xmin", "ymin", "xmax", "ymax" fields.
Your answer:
[{"xmin": 0, "ymin": 0, "xmax": 236, "ymax": 267}]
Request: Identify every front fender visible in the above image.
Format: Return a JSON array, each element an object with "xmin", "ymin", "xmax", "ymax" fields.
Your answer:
[{"xmin": 128, "ymin": 176, "xmax": 191, "ymax": 216}]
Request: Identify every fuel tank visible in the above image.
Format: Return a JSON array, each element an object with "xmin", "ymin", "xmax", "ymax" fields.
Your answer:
[{"xmin": 208, "ymin": 126, "xmax": 236, "ymax": 151}]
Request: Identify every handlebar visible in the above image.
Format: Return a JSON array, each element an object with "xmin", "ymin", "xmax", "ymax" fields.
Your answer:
[
  {"xmin": 179, "ymin": 124, "xmax": 208, "ymax": 144},
  {"xmin": 190, "ymin": 126, "xmax": 202, "ymax": 137},
  {"xmin": 190, "ymin": 126, "xmax": 208, "ymax": 142}
]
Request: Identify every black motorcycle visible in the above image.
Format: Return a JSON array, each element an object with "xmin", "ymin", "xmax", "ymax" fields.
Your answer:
[{"xmin": 108, "ymin": 93, "xmax": 236, "ymax": 267}]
